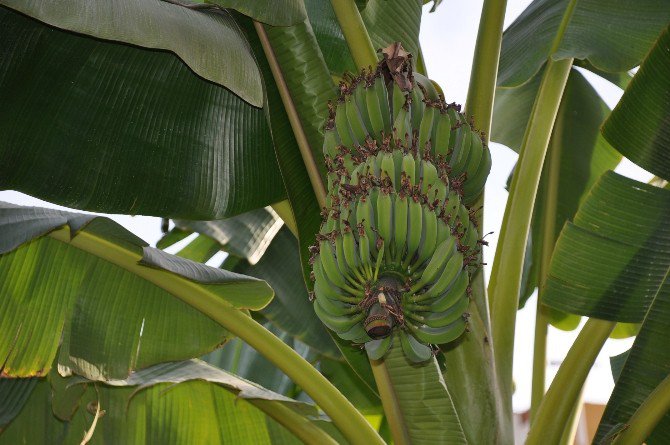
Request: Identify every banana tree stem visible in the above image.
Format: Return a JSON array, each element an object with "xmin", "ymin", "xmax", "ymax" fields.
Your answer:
[
  {"xmin": 329, "ymin": 0, "xmax": 378, "ymax": 69},
  {"xmin": 526, "ymin": 318, "xmax": 615, "ymax": 445},
  {"xmin": 530, "ymin": 104, "xmax": 563, "ymax": 422},
  {"xmin": 463, "ymin": 0, "xmax": 509, "ymax": 337},
  {"xmin": 488, "ymin": 56, "xmax": 573, "ymax": 410},
  {"xmin": 611, "ymin": 372, "xmax": 670, "ymax": 445}
]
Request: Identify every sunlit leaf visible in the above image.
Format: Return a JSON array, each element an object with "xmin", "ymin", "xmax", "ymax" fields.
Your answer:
[{"xmin": 0, "ymin": 203, "xmax": 272, "ymax": 379}]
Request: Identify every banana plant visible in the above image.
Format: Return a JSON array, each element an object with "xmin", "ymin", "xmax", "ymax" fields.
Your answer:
[{"xmin": 1, "ymin": 0, "xmax": 670, "ymax": 444}]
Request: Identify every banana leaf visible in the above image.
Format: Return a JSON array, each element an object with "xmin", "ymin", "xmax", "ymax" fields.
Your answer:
[{"xmin": 0, "ymin": 203, "xmax": 272, "ymax": 380}]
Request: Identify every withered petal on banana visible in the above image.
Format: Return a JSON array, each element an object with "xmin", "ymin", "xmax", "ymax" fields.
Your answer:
[{"xmin": 311, "ymin": 43, "xmax": 490, "ymax": 363}]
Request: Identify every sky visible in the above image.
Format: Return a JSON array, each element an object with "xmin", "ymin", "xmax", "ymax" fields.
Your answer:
[{"xmin": 0, "ymin": 0, "xmax": 652, "ymax": 414}]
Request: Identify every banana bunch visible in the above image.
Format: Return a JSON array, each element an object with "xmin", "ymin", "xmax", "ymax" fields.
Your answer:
[{"xmin": 311, "ymin": 43, "xmax": 489, "ymax": 363}]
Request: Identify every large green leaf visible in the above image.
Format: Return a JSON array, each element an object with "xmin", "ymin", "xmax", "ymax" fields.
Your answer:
[
  {"xmin": 375, "ymin": 340, "xmax": 467, "ymax": 444},
  {"xmin": 0, "ymin": 203, "xmax": 272, "ymax": 379},
  {"xmin": 1, "ymin": 361, "xmax": 337, "ymax": 444},
  {"xmin": 493, "ymin": 68, "xmax": 620, "ymax": 326},
  {"xmin": 498, "ymin": 0, "xmax": 670, "ymax": 88},
  {"xmin": 304, "ymin": 0, "xmax": 422, "ymax": 76},
  {"xmin": 361, "ymin": 0, "xmax": 423, "ymax": 56},
  {"xmin": 208, "ymin": 0, "xmax": 307, "ymax": 26},
  {"xmin": 0, "ymin": 0, "xmax": 263, "ymax": 105},
  {"xmin": 226, "ymin": 228, "xmax": 340, "ymax": 358},
  {"xmin": 0, "ymin": 378, "xmax": 37, "ymax": 428},
  {"xmin": 544, "ymin": 172, "xmax": 670, "ymax": 322},
  {"xmin": 0, "ymin": 8, "xmax": 285, "ymax": 219},
  {"xmin": 442, "ymin": 303, "xmax": 510, "ymax": 444},
  {"xmin": 175, "ymin": 207, "xmax": 283, "ymax": 265},
  {"xmin": 602, "ymin": 24, "xmax": 670, "ymax": 181},
  {"xmin": 304, "ymin": 0, "xmax": 357, "ymax": 76},
  {"xmin": 595, "ymin": 279, "xmax": 670, "ymax": 443}
]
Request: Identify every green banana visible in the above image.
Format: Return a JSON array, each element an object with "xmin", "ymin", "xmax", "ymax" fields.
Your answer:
[
  {"xmin": 314, "ymin": 282, "xmax": 359, "ymax": 316},
  {"xmin": 335, "ymin": 100, "xmax": 355, "ymax": 148},
  {"xmin": 365, "ymin": 335, "xmax": 393, "ymax": 360},
  {"xmin": 420, "ymin": 159, "xmax": 439, "ymax": 195},
  {"xmin": 376, "ymin": 189, "xmax": 394, "ymax": 261},
  {"xmin": 418, "ymin": 104, "xmax": 436, "ymax": 155},
  {"xmin": 392, "ymin": 103, "xmax": 411, "ymax": 147},
  {"xmin": 323, "ymin": 127, "xmax": 339, "ymax": 159},
  {"xmin": 402, "ymin": 153, "xmax": 416, "ymax": 186},
  {"xmin": 411, "ymin": 235, "xmax": 456, "ymax": 292},
  {"xmin": 345, "ymin": 93, "xmax": 369, "ymax": 146},
  {"xmin": 392, "ymin": 192, "xmax": 409, "ymax": 262},
  {"xmin": 423, "ymin": 270, "xmax": 469, "ymax": 313},
  {"xmin": 450, "ymin": 123, "xmax": 472, "ymax": 175},
  {"xmin": 312, "ymin": 49, "xmax": 491, "ymax": 355},
  {"xmin": 374, "ymin": 73, "xmax": 392, "ymax": 134},
  {"xmin": 314, "ymin": 300, "xmax": 365, "ymax": 333},
  {"xmin": 462, "ymin": 143, "xmax": 491, "ymax": 203},
  {"xmin": 399, "ymin": 329, "xmax": 433, "ymax": 363},
  {"xmin": 431, "ymin": 110, "xmax": 452, "ymax": 157},
  {"xmin": 354, "ymin": 78, "xmax": 374, "ymax": 135},
  {"xmin": 414, "ymin": 72, "xmax": 439, "ymax": 101},
  {"xmin": 380, "ymin": 151, "xmax": 396, "ymax": 186},
  {"xmin": 410, "ymin": 85, "xmax": 425, "ymax": 130},
  {"xmin": 413, "ymin": 205, "xmax": 438, "ymax": 271},
  {"xmin": 402, "ymin": 196, "xmax": 423, "ymax": 269},
  {"xmin": 391, "ymin": 82, "xmax": 406, "ymax": 123},
  {"xmin": 340, "ymin": 322, "xmax": 373, "ymax": 343},
  {"xmin": 408, "ymin": 317, "xmax": 467, "ymax": 345},
  {"xmin": 412, "ymin": 253, "xmax": 464, "ymax": 303},
  {"xmin": 313, "ymin": 261, "xmax": 361, "ymax": 304},
  {"xmin": 413, "ymin": 295, "xmax": 469, "ymax": 328}
]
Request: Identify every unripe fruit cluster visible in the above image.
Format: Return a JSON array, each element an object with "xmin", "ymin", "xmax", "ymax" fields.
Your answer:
[{"xmin": 310, "ymin": 44, "xmax": 491, "ymax": 363}]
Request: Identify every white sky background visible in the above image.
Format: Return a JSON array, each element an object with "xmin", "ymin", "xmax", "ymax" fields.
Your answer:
[{"xmin": 0, "ymin": 0, "xmax": 653, "ymax": 414}]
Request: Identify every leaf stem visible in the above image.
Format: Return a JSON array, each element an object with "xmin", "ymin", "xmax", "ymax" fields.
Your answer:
[
  {"xmin": 611, "ymin": 372, "xmax": 670, "ymax": 445},
  {"xmin": 487, "ymin": 56, "xmax": 573, "ymax": 409},
  {"xmin": 329, "ymin": 0, "xmax": 378, "ymax": 69},
  {"xmin": 251, "ymin": 400, "xmax": 340, "ymax": 445},
  {"xmin": 464, "ymin": 0, "xmax": 508, "ymax": 137},
  {"xmin": 558, "ymin": 389, "xmax": 584, "ymax": 445},
  {"xmin": 529, "ymin": 306, "xmax": 548, "ymax": 422},
  {"xmin": 526, "ymin": 318, "xmax": 615, "ymax": 445},
  {"xmin": 463, "ymin": 0, "xmax": 508, "ymax": 336},
  {"xmin": 370, "ymin": 358, "xmax": 411, "ymax": 445},
  {"xmin": 253, "ymin": 22, "xmax": 327, "ymax": 208},
  {"xmin": 530, "ymin": 108, "xmax": 563, "ymax": 422},
  {"xmin": 48, "ymin": 228, "xmax": 383, "ymax": 445}
]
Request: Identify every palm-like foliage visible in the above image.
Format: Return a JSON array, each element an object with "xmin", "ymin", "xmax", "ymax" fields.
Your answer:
[{"xmin": 1, "ymin": 0, "xmax": 670, "ymax": 444}]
